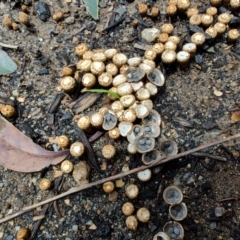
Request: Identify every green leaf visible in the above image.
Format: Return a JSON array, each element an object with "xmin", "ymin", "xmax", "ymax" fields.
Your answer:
[
  {"xmin": 0, "ymin": 49, "xmax": 17, "ymax": 75},
  {"xmin": 83, "ymin": 0, "xmax": 99, "ymax": 20},
  {"xmin": 85, "ymin": 89, "xmax": 120, "ymax": 99}
]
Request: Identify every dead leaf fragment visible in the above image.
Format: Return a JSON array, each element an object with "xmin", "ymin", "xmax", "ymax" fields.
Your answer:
[{"xmin": 0, "ymin": 116, "xmax": 69, "ymax": 172}]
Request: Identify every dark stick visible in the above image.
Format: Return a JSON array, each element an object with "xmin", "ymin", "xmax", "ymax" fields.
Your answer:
[
  {"xmin": 191, "ymin": 152, "xmax": 227, "ymax": 162},
  {"xmin": 103, "ymin": 14, "xmax": 126, "ymax": 32}
]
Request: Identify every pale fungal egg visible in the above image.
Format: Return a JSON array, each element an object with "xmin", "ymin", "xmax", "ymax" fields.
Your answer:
[{"xmin": 136, "ymin": 207, "xmax": 151, "ymax": 222}]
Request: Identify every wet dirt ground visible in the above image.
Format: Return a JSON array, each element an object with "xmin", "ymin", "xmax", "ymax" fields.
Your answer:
[{"xmin": 0, "ymin": 0, "xmax": 240, "ymax": 239}]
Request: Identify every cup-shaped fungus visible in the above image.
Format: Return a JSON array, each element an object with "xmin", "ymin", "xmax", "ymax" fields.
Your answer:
[
  {"xmin": 176, "ymin": 51, "xmax": 190, "ymax": 65},
  {"xmin": 137, "ymin": 207, "xmax": 150, "ymax": 222},
  {"xmin": 113, "ymin": 74, "xmax": 127, "ymax": 87},
  {"xmin": 126, "ymin": 216, "xmax": 138, "ymax": 230},
  {"xmin": 210, "ymin": 0, "xmax": 222, "ymax": 6},
  {"xmin": 142, "ymin": 109, "xmax": 161, "ymax": 125},
  {"xmin": 134, "ymin": 104, "xmax": 149, "ymax": 119},
  {"xmin": 153, "ymin": 232, "xmax": 170, "ymax": 240},
  {"xmin": 103, "ymin": 181, "xmax": 115, "ymax": 193},
  {"xmin": 125, "ymin": 67, "xmax": 145, "ymax": 82},
  {"xmin": 182, "ymin": 43, "xmax": 197, "ymax": 55},
  {"xmin": 90, "ymin": 112, "xmax": 104, "ymax": 128},
  {"xmin": 106, "ymin": 63, "xmax": 118, "ymax": 76},
  {"xmin": 218, "ymin": 12, "xmax": 231, "ymax": 23},
  {"xmin": 177, "ymin": 0, "xmax": 190, "ymax": 11},
  {"xmin": 77, "ymin": 116, "xmax": 91, "ymax": 131},
  {"xmin": 57, "ymin": 135, "xmax": 70, "ymax": 148},
  {"xmin": 131, "ymin": 81, "xmax": 144, "ymax": 92},
  {"xmin": 76, "ymin": 59, "xmax": 92, "ymax": 72},
  {"xmin": 135, "ymin": 136, "xmax": 155, "ymax": 153},
  {"xmin": 39, "ymin": 178, "xmax": 51, "ymax": 190},
  {"xmin": 104, "ymin": 48, "xmax": 118, "ymax": 59},
  {"xmin": 112, "ymin": 53, "xmax": 128, "ymax": 67},
  {"xmin": 120, "ymin": 95, "xmax": 136, "ymax": 108},
  {"xmin": 205, "ymin": 27, "xmax": 218, "ymax": 39},
  {"xmin": 163, "ymin": 221, "xmax": 184, "ymax": 240},
  {"xmin": 214, "ymin": 22, "xmax": 227, "ymax": 35},
  {"xmin": 167, "ymin": 4, "xmax": 177, "ymax": 16},
  {"xmin": 117, "ymin": 82, "xmax": 133, "ymax": 96},
  {"xmin": 169, "ymin": 203, "xmax": 188, "ymax": 221},
  {"xmin": 123, "ymin": 109, "xmax": 137, "ymax": 123},
  {"xmin": 147, "ymin": 68, "xmax": 165, "ymax": 87},
  {"xmin": 141, "ymin": 99, "xmax": 153, "ymax": 111},
  {"xmin": 227, "ymin": 29, "xmax": 240, "ymax": 42},
  {"xmin": 164, "ymin": 41, "xmax": 177, "ymax": 52},
  {"xmin": 102, "ymin": 144, "xmax": 116, "ymax": 159},
  {"xmin": 127, "ymin": 142, "xmax": 137, "ymax": 154},
  {"xmin": 159, "ymin": 139, "xmax": 178, "ymax": 156},
  {"xmin": 191, "ymin": 32, "xmax": 206, "ymax": 46},
  {"xmin": 142, "ymin": 149, "xmax": 162, "ymax": 165},
  {"xmin": 17, "ymin": 228, "xmax": 31, "ymax": 239},
  {"xmin": 82, "ymin": 73, "xmax": 96, "ymax": 88},
  {"xmin": 122, "ymin": 202, "xmax": 135, "ymax": 216},
  {"xmin": 201, "ymin": 14, "xmax": 214, "ymax": 27},
  {"xmin": 83, "ymin": 50, "xmax": 94, "ymax": 60},
  {"xmin": 98, "ymin": 72, "xmax": 113, "ymax": 87},
  {"xmin": 60, "ymin": 76, "xmax": 76, "ymax": 92},
  {"xmin": 139, "ymin": 63, "xmax": 154, "ymax": 74},
  {"xmin": 19, "ymin": 11, "xmax": 30, "ymax": 26},
  {"xmin": 145, "ymin": 82, "xmax": 158, "ymax": 96},
  {"xmin": 186, "ymin": 7, "xmax": 199, "ymax": 18},
  {"xmin": 159, "ymin": 33, "xmax": 169, "ymax": 43},
  {"xmin": 161, "ymin": 23, "xmax": 174, "ymax": 35},
  {"xmin": 206, "ymin": 6, "xmax": 218, "ymax": 16},
  {"xmin": 163, "ymin": 185, "xmax": 183, "ymax": 205},
  {"xmin": 90, "ymin": 61, "xmax": 105, "ymax": 75},
  {"xmin": 0, "ymin": 105, "xmax": 16, "ymax": 118},
  {"xmin": 230, "ymin": 0, "xmax": 240, "ymax": 9},
  {"xmin": 127, "ymin": 125, "xmax": 143, "ymax": 143},
  {"xmin": 118, "ymin": 121, "xmax": 133, "ymax": 137},
  {"xmin": 126, "ymin": 184, "xmax": 139, "ymax": 199},
  {"xmin": 144, "ymin": 49, "xmax": 157, "ymax": 60},
  {"xmin": 111, "ymin": 101, "xmax": 124, "ymax": 112},
  {"xmin": 70, "ymin": 142, "xmax": 85, "ymax": 157},
  {"xmin": 102, "ymin": 110, "xmax": 118, "ymax": 131},
  {"xmin": 61, "ymin": 160, "xmax": 74, "ymax": 173},
  {"xmin": 136, "ymin": 88, "xmax": 151, "ymax": 101},
  {"xmin": 137, "ymin": 169, "xmax": 152, "ymax": 181},
  {"xmin": 72, "ymin": 161, "xmax": 90, "ymax": 185},
  {"xmin": 75, "ymin": 43, "xmax": 88, "ymax": 56},
  {"xmin": 189, "ymin": 14, "xmax": 202, "ymax": 26},
  {"xmin": 127, "ymin": 57, "xmax": 142, "ymax": 67},
  {"xmin": 161, "ymin": 50, "xmax": 177, "ymax": 64},
  {"xmin": 92, "ymin": 52, "xmax": 107, "ymax": 62},
  {"xmin": 108, "ymin": 127, "xmax": 120, "ymax": 139},
  {"xmin": 143, "ymin": 123, "xmax": 160, "ymax": 138}
]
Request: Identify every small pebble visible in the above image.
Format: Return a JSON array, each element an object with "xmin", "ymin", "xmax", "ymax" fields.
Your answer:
[
  {"xmin": 141, "ymin": 28, "xmax": 160, "ymax": 43},
  {"xmin": 65, "ymin": 16, "xmax": 75, "ymax": 24},
  {"xmin": 210, "ymin": 222, "xmax": 217, "ymax": 229}
]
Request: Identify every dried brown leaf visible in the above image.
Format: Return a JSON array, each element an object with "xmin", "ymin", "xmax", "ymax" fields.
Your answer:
[{"xmin": 0, "ymin": 116, "xmax": 69, "ymax": 172}]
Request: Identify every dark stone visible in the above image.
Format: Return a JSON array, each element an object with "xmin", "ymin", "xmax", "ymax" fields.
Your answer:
[
  {"xmin": 34, "ymin": 1, "xmax": 51, "ymax": 22},
  {"xmin": 38, "ymin": 68, "xmax": 49, "ymax": 75},
  {"xmin": 202, "ymin": 120, "xmax": 216, "ymax": 130}
]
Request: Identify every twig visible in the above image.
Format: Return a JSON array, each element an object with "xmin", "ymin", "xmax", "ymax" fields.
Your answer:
[
  {"xmin": 102, "ymin": 14, "xmax": 126, "ymax": 32},
  {"xmin": 0, "ymin": 133, "xmax": 240, "ymax": 224},
  {"xmin": 0, "ymin": 42, "xmax": 18, "ymax": 49},
  {"xmin": 191, "ymin": 152, "xmax": 227, "ymax": 162}
]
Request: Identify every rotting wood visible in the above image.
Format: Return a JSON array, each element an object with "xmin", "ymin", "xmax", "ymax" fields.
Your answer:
[
  {"xmin": 69, "ymin": 92, "xmax": 101, "ymax": 114},
  {"xmin": 0, "ymin": 132, "xmax": 240, "ymax": 224}
]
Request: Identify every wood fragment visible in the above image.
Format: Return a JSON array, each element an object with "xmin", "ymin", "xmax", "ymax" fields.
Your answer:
[
  {"xmin": 69, "ymin": 92, "xmax": 100, "ymax": 114},
  {"xmin": 0, "ymin": 132, "xmax": 240, "ymax": 224},
  {"xmin": 48, "ymin": 93, "xmax": 65, "ymax": 113},
  {"xmin": 0, "ymin": 42, "xmax": 18, "ymax": 49}
]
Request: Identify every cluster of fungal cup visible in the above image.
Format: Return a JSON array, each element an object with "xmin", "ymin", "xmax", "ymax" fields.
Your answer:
[
  {"xmin": 140, "ymin": 0, "xmax": 239, "ymax": 65},
  {"xmin": 153, "ymin": 185, "xmax": 187, "ymax": 240},
  {"xmin": 61, "ymin": 42, "xmax": 179, "ymax": 164}
]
